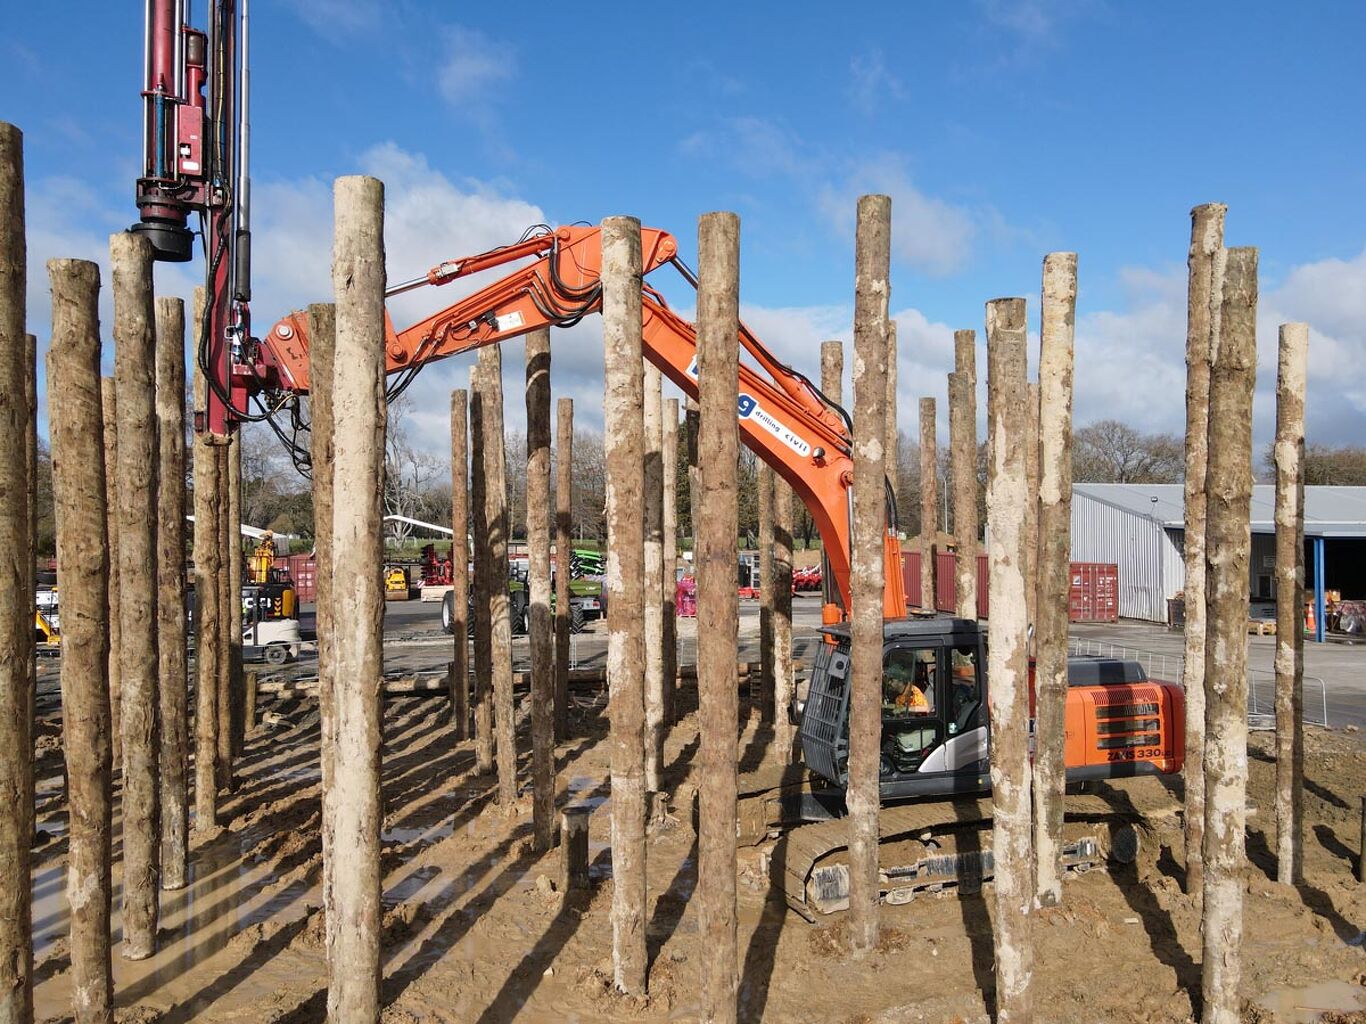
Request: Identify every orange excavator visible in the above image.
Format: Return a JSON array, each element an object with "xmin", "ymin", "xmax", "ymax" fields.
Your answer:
[{"xmin": 248, "ymin": 224, "xmax": 1185, "ymax": 917}]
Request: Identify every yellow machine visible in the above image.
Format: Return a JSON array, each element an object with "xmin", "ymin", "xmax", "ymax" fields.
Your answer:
[
  {"xmin": 35, "ymin": 609, "xmax": 60, "ymax": 651},
  {"xmin": 249, "ymin": 531, "xmax": 278, "ymax": 584},
  {"xmin": 385, "ymin": 567, "xmax": 411, "ymax": 600},
  {"xmin": 244, "ymin": 530, "xmax": 297, "ymax": 620}
]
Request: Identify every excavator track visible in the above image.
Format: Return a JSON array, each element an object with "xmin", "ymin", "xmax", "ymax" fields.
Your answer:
[{"xmin": 756, "ymin": 776, "xmax": 1181, "ymax": 921}]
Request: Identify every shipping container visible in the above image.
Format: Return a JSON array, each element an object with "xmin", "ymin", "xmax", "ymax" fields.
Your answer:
[
  {"xmin": 1070, "ymin": 487, "xmax": 1183, "ymax": 621},
  {"xmin": 900, "ymin": 549, "xmax": 922, "ymax": 608},
  {"xmin": 934, "ymin": 551, "xmax": 956, "ymax": 612},
  {"xmin": 897, "ymin": 550, "xmax": 1116, "ymax": 623},
  {"xmin": 274, "ymin": 554, "xmax": 317, "ymax": 602},
  {"xmin": 1068, "ymin": 561, "xmax": 1119, "ymax": 622}
]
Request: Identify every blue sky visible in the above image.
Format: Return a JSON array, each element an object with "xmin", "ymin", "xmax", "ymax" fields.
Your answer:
[{"xmin": 6, "ymin": 1, "xmax": 1366, "ymax": 466}]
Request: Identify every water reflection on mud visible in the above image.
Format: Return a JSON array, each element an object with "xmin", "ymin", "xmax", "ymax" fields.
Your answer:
[{"xmin": 32, "ymin": 823, "xmax": 320, "ymax": 1020}]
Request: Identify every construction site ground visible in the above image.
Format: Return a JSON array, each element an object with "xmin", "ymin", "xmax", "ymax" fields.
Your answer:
[{"xmin": 26, "ymin": 601, "xmax": 1366, "ymax": 1023}]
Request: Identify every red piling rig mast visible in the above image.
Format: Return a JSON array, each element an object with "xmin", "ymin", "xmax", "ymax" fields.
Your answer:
[{"xmin": 132, "ymin": 0, "xmax": 251, "ymax": 436}]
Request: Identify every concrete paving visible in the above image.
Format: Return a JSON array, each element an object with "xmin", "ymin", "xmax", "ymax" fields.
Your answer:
[
  {"xmin": 366, "ymin": 591, "xmax": 832, "ymax": 678},
  {"xmin": 1070, "ymin": 619, "xmax": 1366, "ymax": 729},
  {"xmin": 373, "ymin": 601, "xmax": 1364, "ymax": 730},
  {"xmin": 35, "ymin": 595, "xmax": 1363, "ymax": 730}
]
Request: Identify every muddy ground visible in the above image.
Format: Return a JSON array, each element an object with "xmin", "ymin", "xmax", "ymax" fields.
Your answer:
[{"xmin": 26, "ymin": 670, "xmax": 1366, "ymax": 1023}]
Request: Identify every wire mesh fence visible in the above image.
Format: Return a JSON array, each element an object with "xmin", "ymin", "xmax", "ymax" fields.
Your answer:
[{"xmin": 1066, "ymin": 635, "xmax": 1329, "ymax": 729}]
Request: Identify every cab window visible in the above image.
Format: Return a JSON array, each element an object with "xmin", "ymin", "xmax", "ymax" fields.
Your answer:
[
  {"xmin": 881, "ymin": 645, "xmax": 941, "ymax": 776},
  {"xmin": 883, "ymin": 646, "xmax": 936, "ymax": 716},
  {"xmin": 948, "ymin": 644, "xmax": 983, "ymax": 735}
]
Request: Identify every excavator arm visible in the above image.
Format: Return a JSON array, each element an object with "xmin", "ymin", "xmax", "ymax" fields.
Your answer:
[{"xmin": 257, "ymin": 224, "xmax": 907, "ymax": 619}]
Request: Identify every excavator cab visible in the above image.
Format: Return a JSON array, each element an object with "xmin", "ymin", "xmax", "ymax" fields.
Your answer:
[{"xmin": 801, "ymin": 618, "xmax": 992, "ymax": 802}]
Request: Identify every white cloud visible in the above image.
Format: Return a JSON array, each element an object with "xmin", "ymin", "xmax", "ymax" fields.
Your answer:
[
  {"xmin": 241, "ymin": 141, "xmax": 547, "ymax": 327},
  {"xmin": 239, "ymin": 232, "xmax": 1366, "ymax": 478},
  {"xmin": 890, "ymin": 308, "xmax": 957, "ymax": 424},
  {"xmin": 1070, "ymin": 271, "xmax": 1189, "ymax": 437},
  {"xmin": 25, "ymin": 135, "xmax": 1366, "ymax": 492},
  {"xmin": 1059, "ymin": 250, "xmax": 1366, "ymax": 457},
  {"xmin": 1262, "ymin": 248, "xmax": 1366, "ymax": 443},
  {"xmin": 679, "ymin": 119, "xmax": 983, "ymax": 277},
  {"xmin": 979, "ymin": 0, "xmax": 1057, "ymax": 43},
  {"xmin": 240, "ymin": 142, "xmax": 550, "ymax": 459},
  {"xmin": 847, "ymin": 50, "xmax": 908, "ymax": 114},
  {"xmin": 677, "ymin": 117, "xmax": 808, "ymax": 180},
  {"xmin": 284, "ymin": 0, "xmax": 384, "ymax": 41},
  {"xmin": 437, "ymin": 25, "xmax": 513, "ymax": 109},
  {"xmin": 1268, "ymin": 249, "xmax": 1366, "ymax": 341},
  {"xmin": 977, "ymin": 0, "xmax": 1095, "ymax": 51},
  {"xmin": 24, "ymin": 175, "xmax": 200, "ymax": 382},
  {"xmin": 817, "ymin": 158, "xmax": 978, "ymax": 276},
  {"xmin": 22, "ymin": 141, "xmax": 548, "ymax": 460}
]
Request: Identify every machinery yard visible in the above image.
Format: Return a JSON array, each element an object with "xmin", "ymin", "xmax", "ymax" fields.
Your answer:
[{"xmin": 6, "ymin": 5, "xmax": 1366, "ymax": 1024}]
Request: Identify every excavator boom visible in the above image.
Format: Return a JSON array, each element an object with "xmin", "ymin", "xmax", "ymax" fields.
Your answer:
[{"xmin": 256, "ymin": 224, "xmax": 907, "ymax": 619}]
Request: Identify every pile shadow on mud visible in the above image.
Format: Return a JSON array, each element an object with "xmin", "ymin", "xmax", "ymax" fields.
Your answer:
[{"xmin": 25, "ymin": 690, "xmax": 1366, "ymax": 1023}]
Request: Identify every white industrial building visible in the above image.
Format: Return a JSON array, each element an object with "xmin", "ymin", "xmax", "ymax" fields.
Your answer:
[{"xmin": 1070, "ymin": 484, "xmax": 1366, "ymax": 633}]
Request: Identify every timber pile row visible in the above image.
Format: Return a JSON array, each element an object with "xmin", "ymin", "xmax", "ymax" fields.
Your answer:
[{"xmin": 252, "ymin": 661, "xmax": 765, "ymax": 697}]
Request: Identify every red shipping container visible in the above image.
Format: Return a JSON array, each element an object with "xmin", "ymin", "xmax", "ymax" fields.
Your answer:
[
  {"xmin": 1068, "ymin": 561, "xmax": 1119, "ymax": 623},
  {"xmin": 969, "ymin": 557, "xmax": 1114, "ymax": 622},
  {"xmin": 895, "ymin": 549, "xmax": 987, "ymax": 618},
  {"xmin": 274, "ymin": 554, "xmax": 318, "ymax": 602},
  {"xmin": 976, "ymin": 554, "xmax": 989, "ymax": 620},
  {"xmin": 934, "ymin": 551, "xmax": 956, "ymax": 612},
  {"xmin": 900, "ymin": 550, "xmax": 923, "ymax": 609},
  {"xmin": 887, "ymin": 551, "xmax": 1117, "ymax": 624}
]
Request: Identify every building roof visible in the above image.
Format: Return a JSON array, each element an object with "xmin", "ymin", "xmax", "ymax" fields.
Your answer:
[
  {"xmin": 1074, "ymin": 483, "xmax": 1366, "ymax": 538},
  {"xmin": 185, "ymin": 516, "xmax": 295, "ymax": 541}
]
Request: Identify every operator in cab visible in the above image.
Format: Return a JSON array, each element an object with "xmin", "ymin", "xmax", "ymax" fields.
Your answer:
[{"xmin": 884, "ymin": 652, "xmax": 935, "ymax": 715}]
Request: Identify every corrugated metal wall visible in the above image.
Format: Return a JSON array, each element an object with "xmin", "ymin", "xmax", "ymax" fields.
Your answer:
[
  {"xmin": 1161, "ymin": 527, "xmax": 1186, "ymax": 607},
  {"xmin": 1070, "ymin": 492, "xmax": 1177, "ymax": 622}
]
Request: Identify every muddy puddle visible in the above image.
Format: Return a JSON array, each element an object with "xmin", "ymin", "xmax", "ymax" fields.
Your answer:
[
  {"xmin": 32, "ymin": 823, "xmax": 321, "ymax": 1021},
  {"xmin": 383, "ymin": 821, "xmax": 454, "ymax": 846},
  {"xmin": 1258, "ymin": 979, "xmax": 1366, "ymax": 1022}
]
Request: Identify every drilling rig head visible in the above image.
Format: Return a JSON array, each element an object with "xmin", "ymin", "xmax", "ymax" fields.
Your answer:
[{"xmin": 131, "ymin": 213, "xmax": 195, "ymax": 262}]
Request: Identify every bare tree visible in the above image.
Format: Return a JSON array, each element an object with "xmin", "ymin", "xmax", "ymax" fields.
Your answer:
[
  {"xmin": 385, "ymin": 394, "xmax": 443, "ymax": 543},
  {"xmin": 736, "ymin": 447, "xmax": 761, "ymax": 546},
  {"xmin": 505, "ymin": 428, "xmax": 528, "ymax": 541},
  {"xmin": 1265, "ymin": 442, "xmax": 1366, "ymax": 485},
  {"xmin": 570, "ymin": 430, "xmax": 607, "ymax": 542},
  {"xmin": 234, "ymin": 422, "xmax": 314, "ymax": 536},
  {"xmin": 1073, "ymin": 419, "xmax": 1183, "ymax": 483}
]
